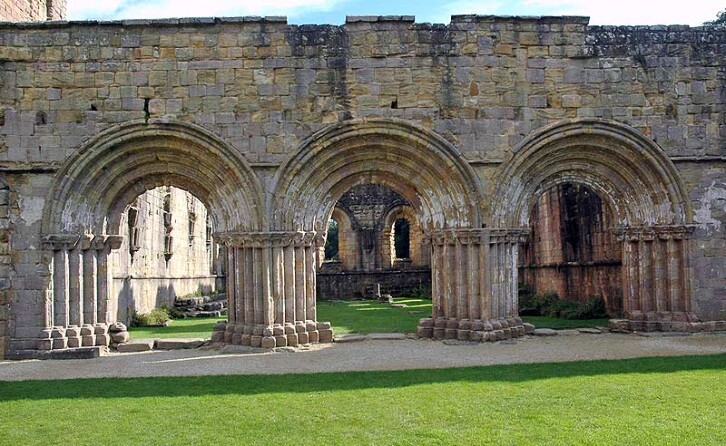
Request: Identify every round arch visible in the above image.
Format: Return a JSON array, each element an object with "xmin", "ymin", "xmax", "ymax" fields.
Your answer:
[
  {"xmin": 42, "ymin": 120, "xmax": 265, "ymax": 236},
  {"xmin": 490, "ymin": 119, "xmax": 692, "ymax": 228},
  {"xmin": 270, "ymin": 118, "xmax": 483, "ymax": 232}
]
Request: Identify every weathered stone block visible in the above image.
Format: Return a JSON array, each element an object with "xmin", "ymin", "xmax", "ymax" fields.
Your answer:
[
  {"xmin": 318, "ymin": 329, "xmax": 334, "ymax": 342},
  {"xmin": 417, "ymin": 326, "xmax": 433, "ymax": 338},
  {"xmin": 116, "ymin": 340, "xmax": 154, "ymax": 353}
]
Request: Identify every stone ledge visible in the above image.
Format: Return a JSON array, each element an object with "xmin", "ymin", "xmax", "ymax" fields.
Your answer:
[
  {"xmin": 155, "ymin": 339, "xmax": 206, "ymax": 350},
  {"xmin": 116, "ymin": 340, "xmax": 154, "ymax": 353},
  {"xmin": 5, "ymin": 347, "xmax": 105, "ymax": 360}
]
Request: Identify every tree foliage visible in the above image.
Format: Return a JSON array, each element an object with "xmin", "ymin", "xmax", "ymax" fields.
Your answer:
[{"xmin": 704, "ymin": 9, "xmax": 726, "ymax": 28}]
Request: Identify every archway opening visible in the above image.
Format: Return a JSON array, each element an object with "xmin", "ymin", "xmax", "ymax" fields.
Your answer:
[
  {"xmin": 323, "ymin": 218, "xmax": 339, "ymax": 261},
  {"xmin": 519, "ymin": 182, "xmax": 623, "ymax": 318},
  {"xmin": 317, "ymin": 184, "xmax": 431, "ymax": 301},
  {"xmin": 111, "ymin": 186, "xmax": 225, "ymax": 325}
]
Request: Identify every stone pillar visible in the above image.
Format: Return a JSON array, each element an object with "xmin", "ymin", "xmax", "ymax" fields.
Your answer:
[
  {"xmin": 215, "ymin": 231, "xmax": 333, "ymax": 348},
  {"xmin": 613, "ymin": 225, "xmax": 699, "ymax": 332},
  {"xmin": 418, "ymin": 228, "xmax": 531, "ymax": 342},
  {"xmin": 42, "ymin": 233, "xmax": 122, "ymax": 350}
]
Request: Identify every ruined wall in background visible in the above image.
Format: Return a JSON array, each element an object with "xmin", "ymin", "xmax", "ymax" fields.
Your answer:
[
  {"xmin": 110, "ymin": 186, "xmax": 219, "ymax": 323},
  {"xmin": 0, "ymin": 0, "xmax": 66, "ymax": 22}
]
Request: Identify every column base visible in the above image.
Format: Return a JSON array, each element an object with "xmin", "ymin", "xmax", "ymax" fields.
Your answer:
[
  {"xmin": 609, "ymin": 311, "xmax": 726, "ymax": 332},
  {"xmin": 212, "ymin": 321, "xmax": 334, "ymax": 348},
  {"xmin": 417, "ymin": 317, "xmax": 529, "ymax": 342}
]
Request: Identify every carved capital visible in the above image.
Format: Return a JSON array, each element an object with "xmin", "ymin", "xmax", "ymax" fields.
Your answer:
[
  {"xmin": 616, "ymin": 225, "xmax": 695, "ymax": 242},
  {"xmin": 216, "ymin": 231, "xmax": 315, "ymax": 248},
  {"xmin": 43, "ymin": 234, "xmax": 81, "ymax": 251}
]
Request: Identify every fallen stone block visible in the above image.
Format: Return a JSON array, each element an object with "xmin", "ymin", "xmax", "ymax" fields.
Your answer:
[
  {"xmin": 533, "ymin": 328, "xmax": 558, "ymax": 336},
  {"xmin": 116, "ymin": 340, "xmax": 154, "ymax": 353}
]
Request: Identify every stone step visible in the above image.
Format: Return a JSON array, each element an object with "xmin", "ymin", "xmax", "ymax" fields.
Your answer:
[
  {"xmin": 155, "ymin": 338, "xmax": 206, "ymax": 350},
  {"xmin": 116, "ymin": 340, "xmax": 154, "ymax": 352},
  {"xmin": 368, "ymin": 332, "xmax": 406, "ymax": 340}
]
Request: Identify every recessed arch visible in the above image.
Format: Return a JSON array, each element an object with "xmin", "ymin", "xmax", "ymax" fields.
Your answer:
[
  {"xmin": 490, "ymin": 119, "xmax": 693, "ymax": 228},
  {"xmin": 42, "ymin": 120, "xmax": 265, "ymax": 236},
  {"xmin": 270, "ymin": 118, "xmax": 483, "ymax": 232}
]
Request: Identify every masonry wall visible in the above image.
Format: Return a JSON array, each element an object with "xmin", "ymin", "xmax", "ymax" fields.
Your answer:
[
  {"xmin": 0, "ymin": 15, "xmax": 724, "ymax": 355},
  {"xmin": 0, "ymin": 0, "xmax": 65, "ymax": 22},
  {"xmin": 110, "ymin": 186, "xmax": 218, "ymax": 323}
]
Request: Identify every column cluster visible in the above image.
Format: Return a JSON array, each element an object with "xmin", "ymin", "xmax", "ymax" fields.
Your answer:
[
  {"xmin": 418, "ymin": 228, "xmax": 533, "ymax": 342},
  {"xmin": 41, "ymin": 234, "xmax": 123, "ymax": 350},
  {"xmin": 613, "ymin": 225, "xmax": 715, "ymax": 332},
  {"xmin": 214, "ymin": 231, "xmax": 333, "ymax": 348}
]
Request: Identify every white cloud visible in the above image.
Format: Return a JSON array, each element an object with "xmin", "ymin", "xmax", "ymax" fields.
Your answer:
[
  {"xmin": 69, "ymin": 0, "xmax": 343, "ymax": 21},
  {"xmin": 429, "ymin": 0, "xmax": 724, "ymax": 26},
  {"xmin": 520, "ymin": 0, "xmax": 724, "ymax": 26}
]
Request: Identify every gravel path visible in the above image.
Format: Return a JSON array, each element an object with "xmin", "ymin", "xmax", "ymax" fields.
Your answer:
[{"xmin": 1, "ymin": 331, "xmax": 724, "ymax": 381}]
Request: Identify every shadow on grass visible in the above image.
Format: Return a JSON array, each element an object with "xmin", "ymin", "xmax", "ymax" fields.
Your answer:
[{"xmin": 1, "ymin": 354, "xmax": 724, "ymax": 401}]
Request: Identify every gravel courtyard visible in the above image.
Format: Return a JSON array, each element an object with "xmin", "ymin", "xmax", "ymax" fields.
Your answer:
[{"xmin": 1, "ymin": 331, "xmax": 724, "ymax": 381}]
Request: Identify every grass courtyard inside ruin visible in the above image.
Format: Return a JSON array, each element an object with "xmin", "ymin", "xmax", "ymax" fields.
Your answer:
[
  {"xmin": 128, "ymin": 298, "xmax": 607, "ymax": 339},
  {"xmin": 1, "ymin": 354, "xmax": 724, "ymax": 445}
]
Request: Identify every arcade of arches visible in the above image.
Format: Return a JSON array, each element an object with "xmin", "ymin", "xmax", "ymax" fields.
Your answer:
[
  {"xmin": 10, "ymin": 116, "xmax": 714, "ymax": 355},
  {"xmin": 2, "ymin": 16, "xmax": 725, "ymax": 358}
]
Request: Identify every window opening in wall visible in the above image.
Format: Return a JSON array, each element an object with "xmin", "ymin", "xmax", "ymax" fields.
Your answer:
[
  {"xmin": 162, "ymin": 188, "xmax": 173, "ymax": 262},
  {"xmin": 188, "ymin": 211, "xmax": 196, "ymax": 247},
  {"xmin": 127, "ymin": 201, "xmax": 141, "ymax": 261},
  {"xmin": 393, "ymin": 218, "xmax": 410, "ymax": 259},
  {"xmin": 324, "ymin": 218, "xmax": 339, "ymax": 261}
]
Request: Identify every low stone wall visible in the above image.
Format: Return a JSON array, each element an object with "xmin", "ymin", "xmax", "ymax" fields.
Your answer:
[{"xmin": 316, "ymin": 269, "xmax": 431, "ymax": 300}]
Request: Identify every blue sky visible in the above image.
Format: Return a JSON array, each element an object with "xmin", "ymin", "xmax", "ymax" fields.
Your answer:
[{"xmin": 68, "ymin": 0, "xmax": 724, "ymax": 27}]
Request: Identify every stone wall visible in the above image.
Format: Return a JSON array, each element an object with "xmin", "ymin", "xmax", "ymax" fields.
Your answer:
[
  {"xmin": 317, "ymin": 269, "xmax": 431, "ymax": 300},
  {"xmin": 0, "ymin": 0, "xmax": 65, "ymax": 22},
  {"xmin": 110, "ymin": 186, "xmax": 220, "ymax": 323},
  {"xmin": 0, "ymin": 15, "xmax": 724, "ymax": 355}
]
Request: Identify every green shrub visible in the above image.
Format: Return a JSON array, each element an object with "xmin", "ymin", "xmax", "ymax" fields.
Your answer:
[
  {"xmin": 519, "ymin": 291, "xmax": 607, "ymax": 320},
  {"xmin": 132, "ymin": 307, "xmax": 171, "ymax": 327},
  {"xmin": 162, "ymin": 304, "xmax": 185, "ymax": 320}
]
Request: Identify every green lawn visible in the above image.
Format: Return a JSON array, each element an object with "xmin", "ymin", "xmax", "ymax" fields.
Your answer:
[
  {"xmin": 128, "ymin": 301, "xmax": 609, "ymax": 339},
  {"xmin": 1, "ymin": 355, "xmax": 724, "ymax": 445},
  {"xmin": 128, "ymin": 318, "xmax": 222, "ymax": 340},
  {"xmin": 316, "ymin": 298, "xmax": 432, "ymax": 334},
  {"xmin": 521, "ymin": 316, "xmax": 610, "ymax": 330}
]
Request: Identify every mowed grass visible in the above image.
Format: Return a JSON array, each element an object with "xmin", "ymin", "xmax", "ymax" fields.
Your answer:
[
  {"xmin": 316, "ymin": 298, "xmax": 432, "ymax": 334},
  {"xmin": 128, "ymin": 317, "xmax": 222, "ymax": 340},
  {"xmin": 128, "ymin": 301, "xmax": 610, "ymax": 339},
  {"xmin": 1, "ymin": 354, "xmax": 724, "ymax": 446}
]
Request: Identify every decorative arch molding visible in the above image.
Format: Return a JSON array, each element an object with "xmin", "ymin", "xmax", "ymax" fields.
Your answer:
[
  {"xmin": 270, "ymin": 117, "xmax": 484, "ymax": 232},
  {"xmin": 489, "ymin": 119, "xmax": 700, "ymax": 332},
  {"xmin": 33, "ymin": 120, "xmax": 266, "ymax": 351},
  {"xmin": 490, "ymin": 118, "xmax": 693, "ymax": 228},
  {"xmin": 42, "ymin": 120, "xmax": 265, "ymax": 236}
]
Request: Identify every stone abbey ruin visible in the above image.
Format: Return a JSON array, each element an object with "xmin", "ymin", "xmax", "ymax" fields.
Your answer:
[{"xmin": 0, "ymin": 0, "xmax": 725, "ymax": 358}]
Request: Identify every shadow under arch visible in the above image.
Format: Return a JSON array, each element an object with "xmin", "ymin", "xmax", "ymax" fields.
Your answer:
[
  {"xmin": 270, "ymin": 117, "xmax": 484, "ymax": 232},
  {"xmin": 42, "ymin": 120, "xmax": 265, "ymax": 236},
  {"xmin": 490, "ymin": 118, "xmax": 692, "ymax": 228}
]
